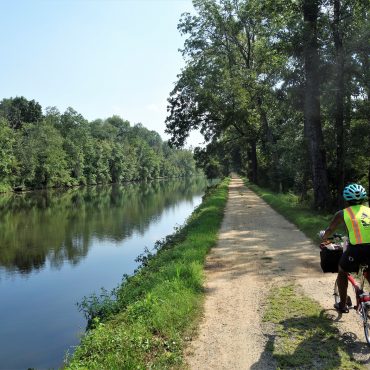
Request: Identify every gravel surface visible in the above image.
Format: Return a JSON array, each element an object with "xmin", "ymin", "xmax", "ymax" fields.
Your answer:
[{"xmin": 185, "ymin": 177, "xmax": 370, "ymax": 369}]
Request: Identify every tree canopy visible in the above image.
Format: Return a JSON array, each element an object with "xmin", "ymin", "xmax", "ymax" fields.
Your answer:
[
  {"xmin": 0, "ymin": 96, "xmax": 199, "ymax": 192},
  {"xmin": 166, "ymin": 0, "xmax": 369, "ymax": 210}
]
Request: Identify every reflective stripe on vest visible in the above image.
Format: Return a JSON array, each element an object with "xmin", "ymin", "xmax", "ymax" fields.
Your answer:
[{"xmin": 343, "ymin": 205, "xmax": 370, "ymax": 245}]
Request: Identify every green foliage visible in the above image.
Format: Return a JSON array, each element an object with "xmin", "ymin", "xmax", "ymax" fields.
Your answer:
[
  {"xmin": 194, "ymin": 143, "xmax": 232, "ymax": 179},
  {"xmin": 66, "ymin": 179, "xmax": 229, "ymax": 369},
  {"xmin": 166, "ymin": 0, "xmax": 370, "ymax": 209},
  {"xmin": 0, "ymin": 118, "xmax": 17, "ymax": 190},
  {"xmin": 263, "ymin": 285, "xmax": 364, "ymax": 369},
  {"xmin": 14, "ymin": 122, "xmax": 71, "ymax": 188},
  {"xmin": 0, "ymin": 97, "xmax": 200, "ymax": 191},
  {"xmin": 0, "ymin": 96, "xmax": 42, "ymax": 129}
]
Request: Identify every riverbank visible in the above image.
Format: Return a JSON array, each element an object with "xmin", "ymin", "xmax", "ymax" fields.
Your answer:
[{"xmin": 66, "ymin": 178, "xmax": 230, "ymax": 368}]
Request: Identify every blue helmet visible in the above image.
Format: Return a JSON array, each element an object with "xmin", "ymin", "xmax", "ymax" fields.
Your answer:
[{"xmin": 343, "ymin": 183, "xmax": 367, "ymax": 201}]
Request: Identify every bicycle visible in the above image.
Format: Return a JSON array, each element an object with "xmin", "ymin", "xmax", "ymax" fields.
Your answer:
[
  {"xmin": 320, "ymin": 234, "xmax": 370, "ymax": 345},
  {"xmin": 333, "ymin": 264, "xmax": 370, "ymax": 345}
]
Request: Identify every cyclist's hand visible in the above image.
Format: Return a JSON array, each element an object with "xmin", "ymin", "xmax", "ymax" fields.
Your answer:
[{"xmin": 319, "ymin": 230, "xmax": 326, "ymax": 240}]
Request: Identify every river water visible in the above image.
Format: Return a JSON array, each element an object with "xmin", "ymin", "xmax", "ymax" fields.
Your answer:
[{"xmin": 0, "ymin": 178, "xmax": 213, "ymax": 370}]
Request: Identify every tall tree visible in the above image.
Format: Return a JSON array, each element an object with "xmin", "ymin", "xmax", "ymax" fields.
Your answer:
[
  {"xmin": 332, "ymin": 0, "xmax": 345, "ymax": 206},
  {"xmin": 302, "ymin": 0, "xmax": 329, "ymax": 209}
]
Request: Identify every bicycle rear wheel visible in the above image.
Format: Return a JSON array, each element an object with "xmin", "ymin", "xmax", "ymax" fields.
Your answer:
[{"xmin": 361, "ymin": 304, "xmax": 370, "ymax": 345}]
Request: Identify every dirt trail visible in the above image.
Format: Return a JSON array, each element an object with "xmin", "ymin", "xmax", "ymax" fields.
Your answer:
[{"xmin": 186, "ymin": 177, "xmax": 370, "ymax": 369}]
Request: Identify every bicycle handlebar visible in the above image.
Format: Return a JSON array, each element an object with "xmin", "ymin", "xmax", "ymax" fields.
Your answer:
[{"xmin": 328, "ymin": 233, "xmax": 343, "ymax": 239}]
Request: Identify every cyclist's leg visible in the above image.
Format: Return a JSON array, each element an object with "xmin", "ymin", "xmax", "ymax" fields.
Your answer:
[
  {"xmin": 360, "ymin": 244, "xmax": 370, "ymax": 285},
  {"xmin": 337, "ymin": 266, "xmax": 348, "ymax": 307},
  {"xmin": 337, "ymin": 245, "xmax": 359, "ymax": 311}
]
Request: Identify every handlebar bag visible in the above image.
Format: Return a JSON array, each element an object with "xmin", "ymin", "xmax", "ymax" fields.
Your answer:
[{"xmin": 320, "ymin": 245, "xmax": 343, "ymax": 273}]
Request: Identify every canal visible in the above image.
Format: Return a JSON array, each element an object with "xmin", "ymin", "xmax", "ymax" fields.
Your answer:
[{"xmin": 0, "ymin": 177, "xmax": 213, "ymax": 369}]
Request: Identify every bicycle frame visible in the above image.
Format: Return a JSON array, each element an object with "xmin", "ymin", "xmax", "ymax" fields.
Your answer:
[
  {"xmin": 334, "ymin": 267, "xmax": 370, "ymax": 345},
  {"xmin": 326, "ymin": 234, "xmax": 370, "ymax": 344},
  {"xmin": 347, "ymin": 266, "xmax": 370, "ymax": 312}
]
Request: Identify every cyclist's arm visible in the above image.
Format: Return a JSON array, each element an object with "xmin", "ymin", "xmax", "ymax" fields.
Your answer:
[{"xmin": 321, "ymin": 210, "xmax": 344, "ymax": 240}]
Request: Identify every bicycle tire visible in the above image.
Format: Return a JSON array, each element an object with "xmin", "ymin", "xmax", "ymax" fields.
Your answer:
[{"xmin": 361, "ymin": 303, "xmax": 370, "ymax": 345}]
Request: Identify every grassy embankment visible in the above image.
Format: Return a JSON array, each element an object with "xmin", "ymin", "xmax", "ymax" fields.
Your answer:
[
  {"xmin": 66, "ymin": 178, "xmax": 230, "ymax": 369},
  {"xmin": 246, "ymin": 181, "xmax": 365, "ymax": 369}
]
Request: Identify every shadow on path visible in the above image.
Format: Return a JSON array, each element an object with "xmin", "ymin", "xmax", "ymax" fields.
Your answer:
[{"xmin": 251, "ymin": 309, "xmax": 370, "ymax": 369}]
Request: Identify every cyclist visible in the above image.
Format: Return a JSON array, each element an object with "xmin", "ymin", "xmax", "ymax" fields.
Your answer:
[{"xmin": 320, "ymin": 183, "xmax": 370, "ymax": 313}]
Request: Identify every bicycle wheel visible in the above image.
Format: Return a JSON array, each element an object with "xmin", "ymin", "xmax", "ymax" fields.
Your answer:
[{"xmin": 361, "ymin": 303, "xmax": 370, "ymax": 345}]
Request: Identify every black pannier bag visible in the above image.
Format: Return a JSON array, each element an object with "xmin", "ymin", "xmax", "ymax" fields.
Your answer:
[{"xmin": 320, "ymin": 243, "xmax": 343, "ymax": 273}]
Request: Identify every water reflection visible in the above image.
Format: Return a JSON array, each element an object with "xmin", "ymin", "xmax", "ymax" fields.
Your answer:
[
  {"xmin": 0, "ymin": 177, "xmax": 215, "ymax": 370},
  {"xmin": 0, "ymin": 177, "xmax": 209, "ymax": 275}
]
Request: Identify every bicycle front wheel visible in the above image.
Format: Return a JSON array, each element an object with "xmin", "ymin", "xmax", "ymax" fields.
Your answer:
[{"xmin": 362, "ymin": 304, "xmax": 370, "ymax": 345}]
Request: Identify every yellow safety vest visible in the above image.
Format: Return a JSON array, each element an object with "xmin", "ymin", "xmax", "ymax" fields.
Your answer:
[{"xmin": 343, "ymin": 205, "xmax": 370, "ymax": 245}]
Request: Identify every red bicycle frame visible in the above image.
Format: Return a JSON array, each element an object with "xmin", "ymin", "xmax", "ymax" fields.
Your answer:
[{"xmin": 347, "ymin": 269, "xmax": 370, "ymax": 310}]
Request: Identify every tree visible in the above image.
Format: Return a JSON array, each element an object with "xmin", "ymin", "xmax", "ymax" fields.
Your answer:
[
  {"xmin": 0, "ymin": 96, "xmax": 42, "ymax": 129},
  {"xmin": 0, "ymin": 118, "xmax": 17, "ymax": 191},
  {"xmin": 301, "ymin": 0, "xmax": 330, "ymax": 209},
  {"xmin": 16, "ymin": 122, "xmax": 70, "ymax": 188},
  {"xmin": 165, "ymin": 0, "xmax": 370, "ymax": 209},
  {"xmin": 0, "ymin": 97, "xmax": 199, "ymax": 190}
]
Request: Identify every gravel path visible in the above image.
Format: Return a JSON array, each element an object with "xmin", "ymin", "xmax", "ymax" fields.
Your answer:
[{"xmin": 185, "ymin": 177, "xmax": 370, "ymax": 369}]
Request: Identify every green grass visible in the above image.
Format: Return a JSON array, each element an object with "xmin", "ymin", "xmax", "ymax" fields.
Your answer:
[
  {"xmin": 66, "ymin": 178, "xmax": 230, "ymax": 369},
  {"xmin": 244, "ymin": 180, "xmax": 338, "ymax": 243},
  {"xmin": 263, "ymin": 285, "xmax": 364, "ymax": 369}
]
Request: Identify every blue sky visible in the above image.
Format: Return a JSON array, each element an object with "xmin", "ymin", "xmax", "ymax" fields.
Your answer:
[{"xmin": 0, "ymin": 0, "xmax": 203, "ymax": 147}]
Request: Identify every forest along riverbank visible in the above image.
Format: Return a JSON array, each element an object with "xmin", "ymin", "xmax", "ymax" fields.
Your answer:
[
  {"xmin": 185, "ymin": 177, "xmax": 369, "ymax": 369},
  {"xmin": 0, "ymin": 177, "xmax": 213, "ymax": 370},
  {"xmin": 66, "ymin": 179, "xmax": 230, "ymax": 369}
]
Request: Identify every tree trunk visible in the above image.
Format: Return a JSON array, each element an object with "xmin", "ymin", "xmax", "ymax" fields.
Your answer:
[
  {"xmin": 333, "ymin": 0, "xmax": 345, "ymax": 208},
  {"xmin": 256, "ymin": 96, "xmax": 280, "ymax": 191},
  {"xmin": 303, "ymin": 0, "xmax": 329, "ymax": 210},
  {"xmin": 247, "ymin": 140, "xmax": 258, "ymax": 183}
]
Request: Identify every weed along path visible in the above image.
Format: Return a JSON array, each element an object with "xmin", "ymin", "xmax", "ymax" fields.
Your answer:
[{"xmin": 186, "ymin": 177, "xmax": 370, "ymax": 369}]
